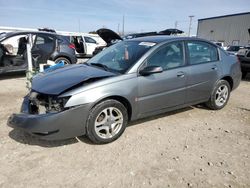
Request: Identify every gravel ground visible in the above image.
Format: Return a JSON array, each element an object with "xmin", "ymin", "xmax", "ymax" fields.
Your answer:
[{"xmin": 0, "ymin": 74, "xmax": 249, "ymax": 188}]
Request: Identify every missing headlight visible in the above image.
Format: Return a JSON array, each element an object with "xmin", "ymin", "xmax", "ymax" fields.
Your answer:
[{"xmin": 29, "ymin": 92, "xmax": 70, "ymax": 114}]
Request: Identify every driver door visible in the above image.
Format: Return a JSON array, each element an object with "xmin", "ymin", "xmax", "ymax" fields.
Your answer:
[{"xmin": 137, "ymin": 41, "xmax": 188, "ymax": 115}]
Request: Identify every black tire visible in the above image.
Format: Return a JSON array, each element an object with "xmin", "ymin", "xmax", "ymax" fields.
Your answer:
[
  {"xmin": 54, "ymin": 57, "xmax": 71, "ymax": 65},
  {"xmin": 205, "ymin": 80, "xmax": 231, "ymax": 110},
  {"xmin": 242, "ymin": 71, "xmax": 247, "ymax": 79},
  {"xmin": 86, "ymin": 99, "xmax": 128, "ymax": 144}
]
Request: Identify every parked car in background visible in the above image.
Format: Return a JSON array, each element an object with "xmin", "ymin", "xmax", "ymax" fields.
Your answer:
[
  {"xmin": 38, "ymin": 28, "xmax": 56, "ymax": 33},
  {"xmin": 93, "ymin": 28, "xmax": 185, "ymax": 55},
  {"xmin": 92, "ymin": 28, "xmax": 123, "ymax": 55},
  {"xmin": 212, "ymin": 41, "xmax": 227, "ymax": 50},
  {"xmin": 0, "ymin": 31, "xmax": 77, "ymax": 75},
  {"xmin": 124, "ymin": 28, "xmax": 184, "ymax": 39},
  {"xmin": 62, "ymin": 34, "xmax": 105, "ymax": 58},
  {"xmin": 214, "ymin": 42, "xmax": 224, "ymax": 47},
  {"xmin": 226, "ymin": 45, "xmax": 244, "ymax": 55},
  {"xmin": 8, "ymin": 36, "xmax": 241, "ymax": 144},
  {"xmin": 237, "ymin": 46, "xmax": 250, "ymax": 78}
]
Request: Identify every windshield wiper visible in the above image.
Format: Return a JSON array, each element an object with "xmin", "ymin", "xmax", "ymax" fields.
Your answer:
[{"xmin": 90, "ymin": 63, "xmax": 110, "ymax": 71}]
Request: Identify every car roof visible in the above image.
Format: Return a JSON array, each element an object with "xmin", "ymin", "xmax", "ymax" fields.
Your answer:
[
  {"xmin": 0, "ymin": 31, "xmax": 59, "ymax": 41},
  {"xmin": 128, "ymin": 35, "xmax": 211, "ymax": 44},
  {"xmin": 0, "ymin": 31, "xmax": 68, "ymax": 43}
]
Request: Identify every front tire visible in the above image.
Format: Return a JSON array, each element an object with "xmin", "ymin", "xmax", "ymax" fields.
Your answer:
[
  {"xmin": 86, "ymin": 100, "xmax": 128, "ymax": 144},
  {"xmin": 205, "ymin": 80, "xmax": 231, "ymax": 110}
]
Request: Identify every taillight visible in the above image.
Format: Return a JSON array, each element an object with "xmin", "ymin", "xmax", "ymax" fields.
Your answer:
[
  {"xmin": 68, "ymin": 43, "xmax": 75, "ymax": 49},
  {"xmin": 236, "ymin": 56, "xmax": 241, "ymax": 63}
]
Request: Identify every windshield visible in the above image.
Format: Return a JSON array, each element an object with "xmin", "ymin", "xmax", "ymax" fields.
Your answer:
[{"xmin": 88, "ymin": 41, "xmax": 155, "ymax": 74}]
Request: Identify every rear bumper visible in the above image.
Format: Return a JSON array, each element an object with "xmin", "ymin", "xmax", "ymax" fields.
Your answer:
[{"xmin": 8, "ymin": 97, "xmax": 90, "ymax": 140}]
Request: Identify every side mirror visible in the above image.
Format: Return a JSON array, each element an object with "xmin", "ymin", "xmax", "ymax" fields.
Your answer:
[{"xmin": 139, "ymin": 66, "xmax": 163, "ymax": 76}]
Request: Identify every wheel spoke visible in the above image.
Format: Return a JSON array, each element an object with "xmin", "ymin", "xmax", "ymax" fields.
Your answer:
[
  {"xmin": 216, "ymin": 98, "xmax": 221, "ymax": 104},
  {"xmin": 221, "ymin": 86, "xmax": 226, "ymax": 93},
  {"xmin": 110, "ymin": 124, "xmax": 116, "ymax": 136},
  {"xmin": 217, "ymin": 87, "xmax": 222, "ymax": 93},
  {"xmin": 95, "ymin": 125, "xmax": 105, "ymax": 132},
  {"xmin": 104, "ymin": 126, "xmax": 112, "ymax": 138},
  {"xmin": 111, "ymin": 113, "xmax": 122, "ymax": 121}
]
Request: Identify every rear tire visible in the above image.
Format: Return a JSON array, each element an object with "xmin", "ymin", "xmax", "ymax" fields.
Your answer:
[
  {"xmin": 54, "ymin": 57, "xmax": 71, "ymax": 65},
  {"xmin": 205, "ymin": 80, "xmax": 231, "ymax": 110},
  {"xmin": 86, "ymin": 100, "xmax": 128, "ymax": 144}
]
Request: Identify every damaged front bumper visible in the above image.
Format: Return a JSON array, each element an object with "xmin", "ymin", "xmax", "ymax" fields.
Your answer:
[{"xmin": 8, "ymin": 96, "xmax": 90, "ymax": 140}]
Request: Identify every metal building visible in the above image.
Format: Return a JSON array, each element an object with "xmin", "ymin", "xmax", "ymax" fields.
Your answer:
[{"xmin": 197, "ymin": 12, "xmax": 250, "ymax": 47}]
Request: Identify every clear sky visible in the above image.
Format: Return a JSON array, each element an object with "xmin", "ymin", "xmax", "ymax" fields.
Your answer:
[{"xmin": 0, "ymin": 0, "xmax": 249, "ymax": 35}]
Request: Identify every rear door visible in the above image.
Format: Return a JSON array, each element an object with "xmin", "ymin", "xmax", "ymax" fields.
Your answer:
[
  {"xmin": 137, "ymin": 41, "xmax": 188, "ymax": 115},
  {"xmin": 71, "ymin": 36, "xmax": 86, "ymax": 55},
  {"xmin": 185, "ymin": 40, "xmax": 220, "ymax": 103},
  {"xmin": 31, "ymin": 34, "xmax": 56, "ymax": 66}
]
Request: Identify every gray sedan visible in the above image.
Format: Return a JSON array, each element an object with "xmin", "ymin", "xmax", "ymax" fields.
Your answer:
[{"xmin": 8, "ymin": 36, "xmax": 241, "ymax": 144}]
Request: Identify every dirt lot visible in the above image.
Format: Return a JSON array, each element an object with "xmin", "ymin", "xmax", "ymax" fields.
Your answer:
[{"xmin": 0, "ymin": 74, "xmax": 249, "ymax": 188}]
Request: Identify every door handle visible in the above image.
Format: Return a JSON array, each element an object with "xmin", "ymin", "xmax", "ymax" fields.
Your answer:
[
  {"xmin": 211, "ymin": 66, "xmax": 217, "ymax": 70},
  {"xmin": 177, "ymin": 72, "xmax": 185, "ymax": 78}
]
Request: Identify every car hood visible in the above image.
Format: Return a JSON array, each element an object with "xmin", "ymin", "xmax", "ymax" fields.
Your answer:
[
  {"xmin": 96, "ymin": 28, "xmax": 123, "ymax": 44},
  {"xmin": 31, "ymin": 64, "xmax": 116, "ymax": 95}
]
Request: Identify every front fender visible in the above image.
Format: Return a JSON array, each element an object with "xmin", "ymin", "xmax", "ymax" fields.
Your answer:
[{"xmin": 64, "ymin": 85, "xmax": 136, "ymax": 108}]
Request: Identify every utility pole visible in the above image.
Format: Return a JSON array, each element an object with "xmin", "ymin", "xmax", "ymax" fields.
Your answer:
[
  {"xmin": 188, "ymin": 15, "xmax": 194, "ymax": 37},
  {"xmin": 117, "ymin": 23, "xmax": 120, "ymax": 35},
  {"xmin": 122, "ymin": 15, "xmax": 125, "ymax": 36},
  {"xmin": 78, "ymin": 18, "xmax": 80, "ymax": 32},
  {"xmin": 174, "ymin": 21, "xmax": 178, "ymax": 29}
]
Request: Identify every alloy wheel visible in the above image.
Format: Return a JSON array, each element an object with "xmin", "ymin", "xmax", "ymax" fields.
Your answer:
[
  {"xmin": 215, "ymin": 84, "xmax": 229, "ymax": 107},
  {"xmin": 94, "ymin": 107, "xmax": 123, "ymax": 139}
]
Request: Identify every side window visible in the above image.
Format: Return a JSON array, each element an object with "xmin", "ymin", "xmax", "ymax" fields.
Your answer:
[
  {"xmin": 35, "ymin": 36, "xmax": 45, "ymax": 45},
  {"xmin": 84, "ymin": 36, "xmax": 96, "ymax": 44},
  {"xmin": 34, "ymin": 35, "xmax": 55, "ymax": 53},
  {"xmin": 146, "ymin": 42, "xmax": 184, "ymax": 70},
  {"xmin": 187, "ymin": 41, "xmax": 218, "ymax": 65},
  {"xmin": 35, "ymin": 35, "xmax": 54, "ymax": 45}
]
